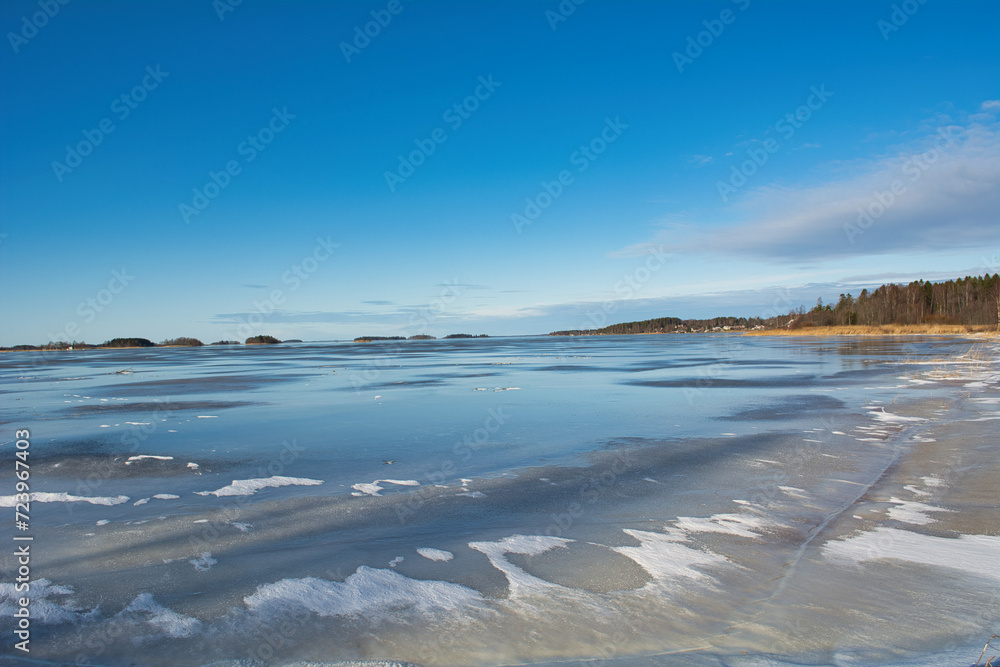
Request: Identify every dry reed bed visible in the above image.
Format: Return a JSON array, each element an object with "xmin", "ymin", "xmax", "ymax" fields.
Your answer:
[{"xmin": 744, "ymin": 324, "xmax": 999, "ymax": 337}]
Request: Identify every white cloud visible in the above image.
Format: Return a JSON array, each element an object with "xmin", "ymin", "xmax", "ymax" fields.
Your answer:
[{"xmin": 622, "ymin": 105, "xmax": 1000, "ymax": 262}]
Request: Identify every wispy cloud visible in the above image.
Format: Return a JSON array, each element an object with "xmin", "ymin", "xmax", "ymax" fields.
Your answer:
[
  {"xmin": 211, "ymin": 311, "xmax": 372, "ymax": 325},
  {"xmin": 211, "ymin": 304, "xmax": 471, "ymax": 328},
  {"xmin": 619, "ymin": 104, "xmax": 1000, "ymax": 262},
  {"xmin": 840, "ymin": 267, "xmax": 999, "ymax": 284}
]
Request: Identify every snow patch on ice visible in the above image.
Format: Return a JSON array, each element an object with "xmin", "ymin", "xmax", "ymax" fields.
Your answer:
[
  {"xmin": 779, "ymin": 486, "xmax": 809, "ymax": 500},
  {"xmin": 824, "ymin": 527, "xmax": 1000, "ymax": 581},
  {"xmin": 417, "ymin": 548, "xmax": 454, "ymax": 562},
  {"xmin": 134, "ymin": 493, "xmax": 180, "ymax": 507},
  {"xmin": 869, "ymin": 408, "xmax": 925, "ymax": 423},
  {"xmin": 350, "ymin": 479, "xmax": 420, "ymax": 497},
  {"xmin": 195, "ymin": 476, "xmax": 323, "ymax": 497},
  {"xmin": 244, "ymin": 566, "xmax": 483, "ymax": 622},
  {"xmin": 886, "ymin": 497, "xmax": 953, "ymax": 525},
  {"xmin": 120, "ymin": 593, "xmax": 201, "ymax": 637},
  {"xmin": 125, "ymin": 455, "xmax": 173, "ymax": 465},
  {"xmin": 613, "ymin": 529, "xmax": 727, "ymax": 585},
  {"xmin": 469, "ymin": 535, "xmax": 572, "ymax": 596},
  {"xmin": 674, "ymin": 512, "xmax": 772, "ymax": 538},
  {"xmin": 0, "ymin": 492, "xmax": 129, "ymax": 507},
  {"xmin": 190, "ymin": 552, "xmax": 217, "ymax": 572},
  {"xmin": 0, "ymin": 579, "xmax": 90, "ymax": 624}
]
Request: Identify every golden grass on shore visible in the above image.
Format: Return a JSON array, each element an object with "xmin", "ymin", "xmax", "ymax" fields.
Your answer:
[{"xmin": 745, "ymin": 324, "xmax": 1000, "ymax": 337}]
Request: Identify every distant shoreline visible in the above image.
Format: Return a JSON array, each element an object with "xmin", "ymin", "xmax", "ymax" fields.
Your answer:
[{"xmin": 3, "ymin": 324, "xmax": 998, "ymax": 353}]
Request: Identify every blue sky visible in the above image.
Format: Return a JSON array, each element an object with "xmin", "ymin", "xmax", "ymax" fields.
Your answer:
[{"xmin": 1, "ymin": 0, "xmax": 998, "ymax": 344}]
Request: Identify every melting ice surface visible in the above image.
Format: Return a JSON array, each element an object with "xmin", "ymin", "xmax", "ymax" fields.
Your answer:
[{"xmin": 1, "ymin": 335, "xmax": 998, "ymax": 666}]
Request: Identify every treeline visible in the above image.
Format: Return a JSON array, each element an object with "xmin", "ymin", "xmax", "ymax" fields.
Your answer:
[
  {"xmin": 549, "ymin": 275, "xmax": 1000, "ymax": 335},
  {"xmin": 793, "ymin": 275, "xmax": 1000, "ymax": 327},
  {"xmin": 552, "ymin": 315, "xmax": 765, "ymax": 336}
]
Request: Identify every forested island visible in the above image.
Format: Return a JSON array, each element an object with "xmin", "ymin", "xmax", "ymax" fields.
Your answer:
[
  {"xmin": 550, "ymin": 275, "xmax": 1000, "ymax": 336},
  {"xmin": 2, "ymin": 336, "xmax": 282, "ymax": 351}
]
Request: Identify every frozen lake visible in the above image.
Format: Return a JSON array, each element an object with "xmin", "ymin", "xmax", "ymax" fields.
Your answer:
[{"xmin": 1, "ymin": 334, "xmax": 998, "ymax": 666}]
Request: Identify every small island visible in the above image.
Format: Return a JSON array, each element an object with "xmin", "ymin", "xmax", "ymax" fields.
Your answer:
[
  {"xmin": 245, "ymin": 335, "xmax": 282, "ymax": 345},
  {"xmin": 103, "ymin": 337, "xmax": 157, "ymax": 348},
  {"xmin": 354, "ymin": 336, "xmax": 406, "ymax": 343},
  {"xmin": 160, "ymin": 337, "xmax": 204, "ymax": 347}
]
